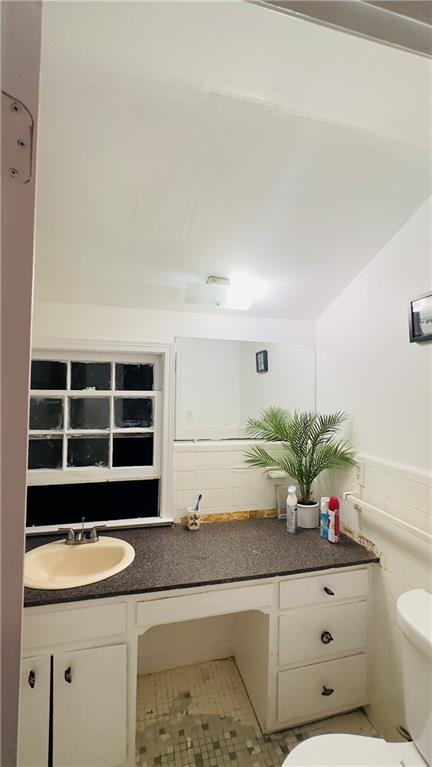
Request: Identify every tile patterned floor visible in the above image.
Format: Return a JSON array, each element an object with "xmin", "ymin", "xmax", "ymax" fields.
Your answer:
[{"xmin": 136, "ymin": 658, "xmax": 377, "ymax": 767}]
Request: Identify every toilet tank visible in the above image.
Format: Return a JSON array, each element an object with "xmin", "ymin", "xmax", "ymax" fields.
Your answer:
[{"xmin": 396, "ymin": 589, "xmax": 432, "ymax": 766}]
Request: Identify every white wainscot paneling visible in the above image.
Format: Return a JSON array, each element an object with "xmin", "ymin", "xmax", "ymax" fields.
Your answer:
[
  {"xmin": 175, "ymin": 471, "xmax": 197, "ymax": 491},
  {"xmin": 174, "ymin": 451, "xmax": 197, "ymax": 472},
  {"xmin": 173, "ymin": 442, "xmax": 279, "ymax": 519},
  {"xmin": 405, "ymin": 478, "xmax": 432, "ymax": 514}
]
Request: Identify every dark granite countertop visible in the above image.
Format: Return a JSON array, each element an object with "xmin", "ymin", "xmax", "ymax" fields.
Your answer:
[{"xmin": 24, "ymin": 519, "xmax": 379, "ymax": 608}]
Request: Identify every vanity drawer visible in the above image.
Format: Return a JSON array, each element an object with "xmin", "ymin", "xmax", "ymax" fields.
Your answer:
[
  {"xmin": 137, "ymin": 583, "xmax": 274, "ymax": 627},
  {"xmin": 279, "ymin": 568, "xmax": 368, "ymax": 610},
  {"xmin": 277, "ymin": 654, "xmax": 368, "ymax": 726},
  {"xmin": 278, "ymin": 601, "xmax": 367, "ymax": 666},
  {"xmin": 22, "ymin": 602, "xmax": 127, "ymax": 651}
]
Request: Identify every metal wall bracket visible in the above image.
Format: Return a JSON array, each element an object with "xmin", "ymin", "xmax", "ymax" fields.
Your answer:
[{"xmin": 1, "ymin": 90, "xmax": 34, "ymax": 184}]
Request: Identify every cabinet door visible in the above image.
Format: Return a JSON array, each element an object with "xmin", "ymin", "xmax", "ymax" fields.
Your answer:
[
  {"xmin": 17, "ymin": 655, "xmax": 50, "ymax": 767},
  {"xmin": 53, "ymin": 644, "xmax": 127, "ymax": 767}
]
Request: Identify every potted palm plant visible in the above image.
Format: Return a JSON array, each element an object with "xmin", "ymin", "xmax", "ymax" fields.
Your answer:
[{"xmin": 245, "ymin": 408, "xmax": 356, "ymax": 528}]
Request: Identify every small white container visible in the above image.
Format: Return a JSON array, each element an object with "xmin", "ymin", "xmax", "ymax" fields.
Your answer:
[
  {"xmin": 286, "ymin": 485, "xmax": 297, "ymax": 534},
  {"xmin": 297, "ymin": 502, "xmax": 320, "ymax": 529},
  {"xmin": 186, "ymin": 507, "xmax": 201, "ymax": 531}
]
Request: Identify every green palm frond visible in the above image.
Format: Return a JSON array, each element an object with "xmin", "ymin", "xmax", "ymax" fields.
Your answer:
[
  {"xmin": 309, "ymin": 440, "xmax": 356, "ymax": 478},
  {"xmin": 309, "ymin": 411, "xmax": 348, "ymax": 445},
  {"xmin": 245, "ymin": 407, "xmax": 355, "ymax": 502},
  {"xmin": 244, "ymin": 444, "xmax": 281, "ymax": 469},
  {"xmin": 246, "ymin": 406, "xmax": 292, "ymax": 442}
]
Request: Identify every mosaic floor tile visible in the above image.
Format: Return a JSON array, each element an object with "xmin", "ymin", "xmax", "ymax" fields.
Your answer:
[{"xmin": 136, "ymin": 658, "xmax": 378, "ymax": 767}]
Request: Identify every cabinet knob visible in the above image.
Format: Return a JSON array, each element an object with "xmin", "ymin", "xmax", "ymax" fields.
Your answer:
[
  {"xmin": 28, "ymin": 670, "xmax": 36, "ymax": 689},
  {"xmin": 321, "ymin": 631, "xmax": 334, "ymax": 644},
  {"xmin": 322, "ymin": 685, "xmax": 334, "ymax": 696},
  {"xmin": 323, "ymin": 586, "xmax": 334, "ymax": 596},
  {"xmin": 64, "ymin": 667, "xmax": 72, "ymax": 684}
]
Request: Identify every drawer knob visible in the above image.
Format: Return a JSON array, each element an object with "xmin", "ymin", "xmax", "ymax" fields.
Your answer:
[
  {"xmin": 64, "ymin": 667, "xmax": 72, "ymax": 684},
  {"xmin": 323, "ymin": 586, "xmax": 335, "ymax": 596},
  {"xmin": 28, "ymin": 670, "xmax": 36, "ymax": 689},
  {"xmin": 322, "ymin": 685, "xmax": 334, "ymax": 696},
  {"xmin": 321, "ymin": 631, "xmax": 334, "ymax": 644}
]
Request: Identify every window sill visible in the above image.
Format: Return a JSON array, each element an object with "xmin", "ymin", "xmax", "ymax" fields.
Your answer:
[{"xmin": 26, "ymin": 517, "xmax": 173, "ymax": 536}]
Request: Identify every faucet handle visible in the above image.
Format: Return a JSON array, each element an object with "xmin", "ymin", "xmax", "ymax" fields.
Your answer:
[
  {"xmin": 89, "ymin": 524, "xmax": 107, "ymax": 541},
  {"xmin": 58, "ymin": 527, "xmax": 76, "ymax": 542}
]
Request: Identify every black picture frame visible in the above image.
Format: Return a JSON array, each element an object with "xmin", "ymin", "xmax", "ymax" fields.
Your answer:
[
  {"xmin": 256, "ymin": 349, "xmax": 268, "ymax": 373},
  {"xmin": 409, "ymin": 292, "xmax": 432, "ymax": 343}
]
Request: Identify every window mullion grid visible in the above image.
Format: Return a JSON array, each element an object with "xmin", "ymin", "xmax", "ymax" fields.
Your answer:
[
  {"xmin": 28, "ymin": 357, "xmax": 161, "ymax": 479},
  {"xmin": 63, "ymin": 361, "xmax": 71, "ymax": 470}
]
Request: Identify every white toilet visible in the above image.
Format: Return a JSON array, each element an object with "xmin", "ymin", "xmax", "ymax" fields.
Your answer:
[{"xmin": 283, "ymin": 588, "xmax": 432, "ymax": 766}]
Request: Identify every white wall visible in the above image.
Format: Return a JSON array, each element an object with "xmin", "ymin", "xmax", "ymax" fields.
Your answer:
[
  {"xmin": 316, "ymin": 199, "xmax": 431, "ymax": 469},
  {"xmin": 32, "ymin": 302, "xmax": 315, "ymax": 346},
  {"xmin": 315, "ymin": 199, "xmax": 432, "ymax": 740}
]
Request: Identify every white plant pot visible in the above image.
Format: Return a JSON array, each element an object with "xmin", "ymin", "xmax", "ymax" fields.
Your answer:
[{"xmin": 297, "ymin": 502, "xmax": 319, "ymax": 529}]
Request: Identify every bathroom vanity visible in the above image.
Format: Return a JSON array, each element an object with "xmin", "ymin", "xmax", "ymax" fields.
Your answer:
[{"xmin": 20, "ymin": 520, "xmax": 378, "ymax": 767}]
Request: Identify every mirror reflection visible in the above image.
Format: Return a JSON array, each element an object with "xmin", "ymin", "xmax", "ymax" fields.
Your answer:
[{"xmin": 175, "ymin": 338, "xmax": 315, "ymax": 440}]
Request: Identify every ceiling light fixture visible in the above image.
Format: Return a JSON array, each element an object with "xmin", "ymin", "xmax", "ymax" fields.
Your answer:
[
  {"xmin": 185, "ymin": 273, "xmax": 270, "ymax": 311},
  {"xmin": 226, "ymin": 271, "xmax": 270, "ymax": 311}
]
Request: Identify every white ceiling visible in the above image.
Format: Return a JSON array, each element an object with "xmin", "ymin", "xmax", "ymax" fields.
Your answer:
[{"xmin": 35, "ymin": 1, "xmax": 431, "ymax": 320}]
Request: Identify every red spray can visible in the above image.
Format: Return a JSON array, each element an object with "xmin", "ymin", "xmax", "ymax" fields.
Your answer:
[{"xmin": 328, "ymin": 496, "xmax": 340, "ymax": 544}]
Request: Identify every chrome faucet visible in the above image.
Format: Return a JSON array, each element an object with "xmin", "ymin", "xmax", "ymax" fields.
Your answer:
[{"xmin": 58, "ymin": 517, "xmax": 106, "ymax": 545}]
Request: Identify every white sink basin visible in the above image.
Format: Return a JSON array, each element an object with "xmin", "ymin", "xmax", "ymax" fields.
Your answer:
[{"xmin": 24, "ymin": 536, "xmax": 135, "ymax": 590}]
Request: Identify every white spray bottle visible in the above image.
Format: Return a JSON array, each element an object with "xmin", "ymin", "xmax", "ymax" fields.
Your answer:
[{"xmin": 286, "ymin": 484, "xmax": 297, "ymax": 534}]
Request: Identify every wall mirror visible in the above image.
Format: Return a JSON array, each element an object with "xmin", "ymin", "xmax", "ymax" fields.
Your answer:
[{"xmin": 175, "ymin": 338, "xmax": 315, "ymax": 440}]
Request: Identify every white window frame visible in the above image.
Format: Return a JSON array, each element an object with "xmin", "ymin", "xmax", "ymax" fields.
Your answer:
[{"xmin": 27, "ymin": 339, "xmax": 174, "ymax": 534}]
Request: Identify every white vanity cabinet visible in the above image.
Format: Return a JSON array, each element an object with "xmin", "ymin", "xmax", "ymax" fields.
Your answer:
[
  {"xmin": 19, "ymin": 602, "xmax": 129, "ymax": 767},
  {"xmin": 20, "ymin": 563, "xmax": 373, "ymax": 766}
]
